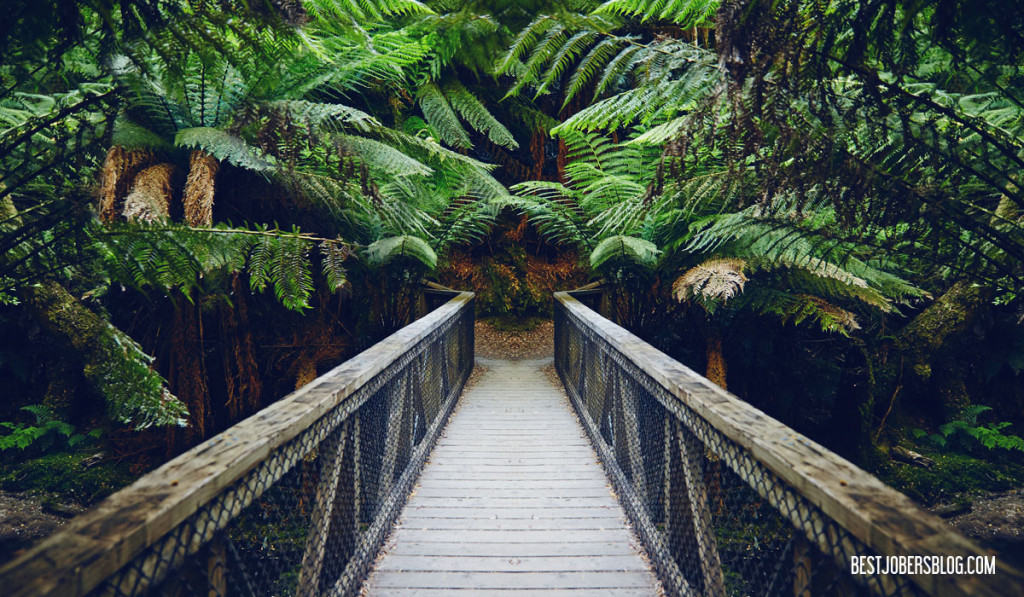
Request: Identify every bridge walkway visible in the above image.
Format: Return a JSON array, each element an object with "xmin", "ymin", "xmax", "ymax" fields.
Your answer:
[{"xmin": 363, "ymin": 357, "xmax": 661, "ymax": 596}]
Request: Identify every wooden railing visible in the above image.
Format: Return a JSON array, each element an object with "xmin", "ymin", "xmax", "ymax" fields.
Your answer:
[
  {"xmin": 1, "ymin": 290, "xmax": 474, "ymax": 597},
  {"xmin": 554, "ymin": 290, "xmax": 1024, "ymax": 597}
]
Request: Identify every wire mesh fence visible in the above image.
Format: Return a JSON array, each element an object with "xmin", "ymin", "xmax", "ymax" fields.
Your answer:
[
  {"xmin": 2, "ymin": 290, "xmax": 473, "ymax": 597},
  {"xmin": 554, "ymin": 291, "xmax": 1022, "ymax": 597}
]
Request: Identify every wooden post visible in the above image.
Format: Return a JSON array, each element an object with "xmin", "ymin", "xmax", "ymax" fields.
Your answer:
[
  {"xmin": 378, "ymin": 372, "xmax": 408, "ymax": 498},
  {"xmin": 321, "ymin": 424, "xmax": 359, "ymax": 592},
  {"xmin": 297, "ymin": 420, "xmax": 351, "ymax": 597},
  {"xmin": 677, "ymin": 422, "xmax": 727, "ymax": 597},
  {"xmin": 622, "ymin": 378, "xmax": 649, "ymax": 511},
  {"xmin": 206, "ymin": 535, "xmax": 226, "ymax": 597},
  {"xmin": 793, "ymin": 534, "xmax": 857, "ymax": 597},
  {"xmin": 665, "ymin": 419, "xmax": 703, "ymax": 590}
]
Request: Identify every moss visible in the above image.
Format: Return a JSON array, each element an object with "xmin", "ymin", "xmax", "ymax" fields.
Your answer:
[
  {"xmin": 874, "ymin": 445, "xmax": 1024, "ymax": 506},
  {"xmin": 0, "ymin": 451, "xmax": 136, "ymax": 505}
]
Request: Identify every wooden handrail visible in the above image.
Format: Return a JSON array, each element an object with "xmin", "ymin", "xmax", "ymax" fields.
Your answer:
[
  {"xmin": 555, "ymin": 290, "xmax": 1024, "ymax": 597},
  {"xmin": 0, "ymin": 291, "xmax": 474, "ymax": 597}
]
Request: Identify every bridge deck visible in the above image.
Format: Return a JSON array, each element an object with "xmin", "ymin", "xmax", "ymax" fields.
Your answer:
[{"xmin": 363, "ymin": 357, "xmax": 660, "ymax": 596}]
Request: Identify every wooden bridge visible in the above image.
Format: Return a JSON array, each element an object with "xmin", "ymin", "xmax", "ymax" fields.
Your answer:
[{"xmin": 2, "ymin": 289, "xmax": 1023, "ymax": 596}]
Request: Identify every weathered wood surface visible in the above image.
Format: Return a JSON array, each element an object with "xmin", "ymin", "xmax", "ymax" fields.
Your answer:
[
  {"xmin": 0, "ymin": 292, "xmax": 473, "ymax": 597},
  {"xmin": 555, "ymin": 291, "xmax": 1024, "ymax": 597},
  {"xmin": 363, "ymin": 358, "xmax": 660, "ymax": 595}
]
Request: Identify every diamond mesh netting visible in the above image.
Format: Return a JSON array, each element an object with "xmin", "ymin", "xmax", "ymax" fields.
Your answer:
[
  {"xmin": 555, "ymin": 293, "xmax": 931, "ymax": 597},
  {"xmin": 89, "ymin": 291, "xmax": 474, "ymax": 597}
]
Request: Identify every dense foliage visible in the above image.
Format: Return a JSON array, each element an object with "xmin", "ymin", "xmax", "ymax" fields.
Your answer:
[{"xmin": 1, "ymin": 0, "xmax": 1022, "ymax": 519}]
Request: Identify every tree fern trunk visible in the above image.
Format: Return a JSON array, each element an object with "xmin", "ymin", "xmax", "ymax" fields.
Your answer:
[
  {"xmin": 219, "ymin": 275, "xmax": 262, "ymax": 421},
  {"xmin": 169, "ymin": 297, "xmax": 211, "ymax": 448},
  {"xmin": 121, "ymin": 163, "xmax": 179, "ymax": 223},
  {"xmin": 98, "ymin": 146, "xmax": 153, "ymax": 223},
  {"xmin": 183, "ymin": 149, "xmax": 219, "ymax": 227},
  {"xmin": 294, "ymin": 357, "xmax": 317, "ymax": 390},
  {"xmin": 705, "ymin": 323, "xmax": 727, "ymax": 390}
]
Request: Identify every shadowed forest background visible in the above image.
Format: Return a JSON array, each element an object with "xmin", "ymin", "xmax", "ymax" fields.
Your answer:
[{"xmin": 1, "ymin": 0, "xmax": 1023, "ymax": 563}]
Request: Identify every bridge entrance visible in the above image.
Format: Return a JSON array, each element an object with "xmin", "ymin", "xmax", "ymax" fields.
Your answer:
[{"xmin": 364, "ymin": 357, "xmax": 660, "ymax": 595}]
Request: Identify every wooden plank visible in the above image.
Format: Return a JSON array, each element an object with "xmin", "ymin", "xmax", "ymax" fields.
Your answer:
[
  {"xmin": 393, "ymin": 518, "xmax": 627, "ymax": 530},
  {"xmin": 555, "ymin": 291, "xmax": 1024, "ymax": 597},
  {"xmin": 384, "ymin": 542, "xmax": 640, "ymax": 558},
  {"xmin": 402, "ymin": 497, "xmax": 624, "ymax": 509},
  {"xmin": 400, "ymin": 506, "xmax": 622, "ymax": 518},
  {"xmin": 368, "ymin": 571, "xmax": 656, "ymax": 590},
  {"xmin": 0, "ymin": 292, "xmax": 474, "ymax": 597},
  {"xmin": 408, "ymin": 488, "xmax": 613, "ymax": 499},
  {"xmin": 375, "ymin": 555, "xmax": 649, "ymax": 573},
  {"xmin": 357, "ymin": 590, "xmax": 648, "ymax": 597}
]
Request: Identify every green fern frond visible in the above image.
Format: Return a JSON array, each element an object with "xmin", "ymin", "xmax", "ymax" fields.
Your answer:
[
  {"xmin": 595, "ymin": 0, "xmax": 719, "ymax": 27},
  {"xmin": 418, "ymin": 82, "xmax": 472, "ymax": 149},
  {"xmin": 498, "ymin": 15, "xmax": 558, "ymax": 75},
  {"xmin": 535, "ymin": 30, "xmax": 601, "ymax": 97},
  {"xmin": 175, "ymin": 127, "xmax": 275, "ymax": 171},
  {"xmin": 320, "ymin": 241, "xmax": 351, "ymax": 292},
  {"xmin": 365, "ymin": 235, "xmax": 438, "ymax": 269},
  {"xmin": 590, "ymin": 235, "xmax": 660, "ymax": 270},
  {"xmin": 443, "ymin": 81, "xmax": 518, "ymax": 149},
  {"xmin": 111, "ymin": 120, "xmax": 172, "ymax": 151}
]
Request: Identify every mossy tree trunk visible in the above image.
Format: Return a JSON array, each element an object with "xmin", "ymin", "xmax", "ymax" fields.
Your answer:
[
  {"xmin": 894, "ymin": 280, "xmax": 992, "ymax": 420},
  {"xmin": 21, "ymin": 281, "xmax": 174, "ymax": 423}
]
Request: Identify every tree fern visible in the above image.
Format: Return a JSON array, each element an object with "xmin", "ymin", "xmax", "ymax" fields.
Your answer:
[{"xmin": 175, "ymin": 127, "xmax": 275, "ymax": 172}]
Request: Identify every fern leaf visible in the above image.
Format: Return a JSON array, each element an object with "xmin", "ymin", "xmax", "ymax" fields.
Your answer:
[
  {"xmin": 443, "ymin": 81, "xmax": 519, "ymax": 149},
  {"xmin": 590, "ymin": 235, "xmax": 660, "ymax": 270},
  {"xmin": 365, "ymin": 235, "xmax": 437, "ymax": 269},
  {"xmin": 418, "ymin": 83, "xmax": 472, "ymax": 149}
]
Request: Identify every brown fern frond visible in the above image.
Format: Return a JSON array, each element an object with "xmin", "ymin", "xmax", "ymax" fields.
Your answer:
[
  {"xmin": 796, "ymin": 294, "xmax": 861, "ymax": 332},
  {"xmin": 673, "ymin": 257, "xmax": 748, "ymax": 302}
]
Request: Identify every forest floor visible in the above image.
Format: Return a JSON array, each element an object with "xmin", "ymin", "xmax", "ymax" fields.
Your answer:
[
  {"xmin": 475, "ymin": 317, "xmax": 553, "ymax": 360},
  {"xmin": 0, "ymin": 490, "xmax": 84, "ymax": 562},
  {"xmin": 932, "ymin": 489, "xmax": 1024, "ymax": 568}
]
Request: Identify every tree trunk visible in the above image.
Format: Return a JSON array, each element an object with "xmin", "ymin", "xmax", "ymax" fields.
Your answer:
[
  {"xmin": 894, "ymin": 280, "xmax": 991, "ymax": 417},
  {"xmin": 530, "ymin": 129, "xmax": 545, "ymax": 180},
  {"xmin": 895, "ymin": 280, "xmax": 991, "ymax": 380},
  {"xmin": 183, "ymin": 149, "xmax": 219, "ymax": 227},
  {"xmin": 826, "ymin": 341, "xmax": 875, "ymax": 462},
  {"xmin": 219, "ymin": 275, "xmax": 262, "ymax": 421},
  {"xmin": 168, "ymin": 298, "xmax": 211, "ymax": 448},
  {"xmin": 98, "ymin": 146, "xmax": 154, "ymax": 223},
  {"xmin": 122, "ymin": 163, "xmax": 179, "ymax": 223},
  {"xmin": 22, "ymin": 281, "xmax": 176, "ymax": 423},
  {"xmin": 705, "ymin": 323, "xmax": 727, "ymax": 390}
]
